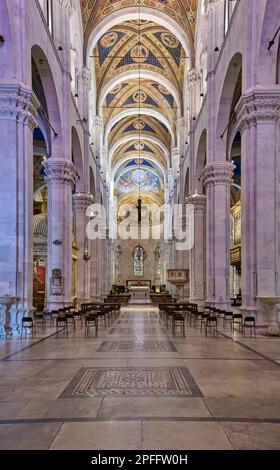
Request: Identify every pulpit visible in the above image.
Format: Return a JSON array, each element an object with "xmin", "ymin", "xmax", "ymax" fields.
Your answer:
[{"xmin": 167, "ymin": 269, "xmax": 189, "ymax": 300}]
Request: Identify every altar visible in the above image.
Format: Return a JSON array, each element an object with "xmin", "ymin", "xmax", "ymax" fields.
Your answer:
[{"xmin": 127, "ymin": 281, "xmax": 151, "ymax": 303}]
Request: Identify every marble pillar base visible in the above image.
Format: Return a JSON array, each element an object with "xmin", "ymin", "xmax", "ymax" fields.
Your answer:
[
  {"xmin": 239, "ymin": 300, "xmax": 280, "ymax": 335},
  {"xmin": 0, "ymin": 296, "xmax": 20, "ymax": 337}
]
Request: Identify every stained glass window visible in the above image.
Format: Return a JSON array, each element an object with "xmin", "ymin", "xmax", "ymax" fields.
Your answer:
[{"xmin": 134, "ymin": 245, "xmax": 144, "ymax": 276}]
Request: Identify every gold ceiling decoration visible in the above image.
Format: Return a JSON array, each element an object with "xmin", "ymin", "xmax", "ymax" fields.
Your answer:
[
  {"xmin": 108, "ymin": 115, "xmax": 171, "ymax": 151},
  {"xmin": 102, "ymin": 78, "xmax": 177, "ymax": 130},
  {"xmin": 79, "ymin": 1, "xmax": 197, "ymax": 205},
  {"xmin": 112, "ymin": 138, "xmax": 167, "ymax": 169},
  {"xmin": 81, "ymin": 0, "xmax": 197, "ymax": 51}
]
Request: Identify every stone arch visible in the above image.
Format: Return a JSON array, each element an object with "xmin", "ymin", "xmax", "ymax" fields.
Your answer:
[
  {"xmin": 105, "ymin": 109, "xmax": 175, "ymax": 145},
  {"xmin": 98, "ymin": 71, "xmax": 181, "ymax": 112},
  {"xmin": 110, "ymin": 134, "xmax": 169, "ymax": 161},
  {"xmin": 112, "ymin": 156, "xmax": 166, "ymax": 184},
  {"xmin": 216, "ymin": 52, "xmax": 243, "ymax": 141},
  {"xmin": 31, "ymin": 45, "xmax": 62, "ymax": 157},
  {"xmin": 71, "ymin": 127, "xmax": 84, "ymax": 192},
  {"xmin": 85, "ymin": 7, "xmax": 193, "ymax": 67},
  {"xmin": 0, "ymin": 0, "xmax": 13, "ymax": 78},
  {"xmin": 258, "ymin": 0, "xmax": 280, "ymax": 85}
]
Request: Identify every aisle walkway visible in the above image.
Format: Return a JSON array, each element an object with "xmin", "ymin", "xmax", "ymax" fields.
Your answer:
[{"xmin": 0, "ymin": 307, "xmax": 280, "ymax": 450}]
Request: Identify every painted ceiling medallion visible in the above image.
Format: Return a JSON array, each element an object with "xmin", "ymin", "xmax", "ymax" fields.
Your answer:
[
  {"xmin": 161, "ymin": 32, "xmax": 179, "ymax": 49},
  {"xmin": 134, "ymin": 120, "xmax": 145, "ymax": 130},
  {"xmin": 158, "ymin": 84, "xmax": 169, "ymax": 95},
  {"xmin": 135, "ymin": 158, "xmax": 144, "ymax": 165},
  {"xmin": 130, "ymin": 45, "xmax": 149, "ymax": 63},
  {"xmin": 100, "ymin": 31, "xmax": 119, "ymax": 49},
  {"xmin": 134, "ymin": 142, "xmax": 145, "ymax": 151},
  {"xmin": 133, "ymin": 90, "xmax": 147, "ymax": 103},
  {"xmin": 111, "ymin": 84, "xmax": 123, "ymax": 94},
  {"xmin": 132, "ymin": 169, "xmax": 146, "ymax": 185}
]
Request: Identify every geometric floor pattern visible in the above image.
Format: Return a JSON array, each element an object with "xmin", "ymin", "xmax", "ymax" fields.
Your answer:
[
  {"xmin": 109, "ymin": 327, "xmax": 166, "ymax": 334},
  {"xmin": 97, "ymin": 340, "xmax": 177, "ymax": 352},
  {"xmin": 60, "ymin": 366, "xmax": 203, "ymax": 398}
]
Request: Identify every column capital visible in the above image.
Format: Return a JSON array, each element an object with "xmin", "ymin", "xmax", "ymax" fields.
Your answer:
[
  {"xmin": 186, "ymin": 193, "xmax": 207, "ymax": 211},
  {"xmin": 187, "ymin": 68, "xmax": 201, "ymax": 88},
  {"xmin": 0, "ymin": 83, "xmax": 39, "ymax": 129},
  {"xmin": 80, "ymin": 67, "xmax": 91, "ymax": 89},
  {"xmin": 203, "ymin": 162, "xmax": 234, "ymax": 187},
  {"xmin": 235, "ymin": 87, "xmax": 280, "ymax": 133},
  {"xmin": 208, "ymin": 0, "xmax": 224, "ymax": 13},
  {"xmin": 44, "ymin": 159, "xmax": 77, "ymax": 185},
  {"xmin": 94, "ymin": 115, "xmax": 103, "ymax": 130},
  {"xmin": 58, "ymin": 0, "xmax": 72, "ymax": 14},
  {"xmin": 177, "ymin": 117, "xmax": 187, "ymax": 128},
  {"xmin": 73, "ymin": 192, "xmax": 94, "ymax": 210}
]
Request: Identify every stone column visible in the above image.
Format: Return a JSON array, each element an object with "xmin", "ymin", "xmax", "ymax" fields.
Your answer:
[
  {"xmin": 73, "ymin": 192, "xmax": 93, "ymax": 305},
  {"xmin": 44, "ymin": 159, "xmax": 77, "ymax": 309},
  {"xmin": 186, "ymin": 193, "xmax": 207, "ymax": 306},
  {"xmin": 0, "ymin": 83, "xmax": 39, "ymax": 310},
  {"xmin": 235, "ymin": 88, "xmax": 280, "ymax": 318},
  {"xmin": 107, "ymin": 239, "xmax": 114, "ymax": 292},
  {"xmin": 203, "ymin": 162, "xmax": 234, "ymax": 308}
]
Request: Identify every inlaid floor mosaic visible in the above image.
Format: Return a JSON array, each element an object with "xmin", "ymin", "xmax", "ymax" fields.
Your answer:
[
  {"xmin": 109, "ymin": 327, "xmax": 166, "ymax": 335},
  {"xmin": 97, "ymin": 340, "xmax": 177, "ymax": 352},
  {"xmin": 60, "ymin": 367, "xmax": 203, "ymax": 398}
]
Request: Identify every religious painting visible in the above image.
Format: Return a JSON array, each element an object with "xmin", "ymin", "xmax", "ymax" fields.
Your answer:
[{"xmin": 118, "ymin": 168, "xmax": 161, "ymax": 194}]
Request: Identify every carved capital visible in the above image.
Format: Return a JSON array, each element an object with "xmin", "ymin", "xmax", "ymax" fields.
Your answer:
[
  {"xmin": 73, "ymin": 192, "xmax": 94, "ymax": 210},
  {"xmin": 235, "ymin": 87, "xmax": 280, "ymax": 133},
  {"xmin": 44, "ymin": 159, "xmax": 77, "ymax": 185},
  {"xmin": 81, "ymin": 67, "xmax": 91, "ymax": 88},
  {"xmin": 177, "ymin": 117, "xmax": 187, "ymax": 129},
  {"xmin": 186, "ymin": 193, "xmax": 207, "ymax": 212},
  {"xmin": 187, "ymin": 68, "xmax": 201, "ymax": 88},
  {"xmin": 94, "ymin": 115, "xmax": 103, "ymax": 131},
  {"xmin": 203, "ymin": 162, "xmax": 234, "ymax": 187},
  {"xmin": 58, "ymin": 0, "xmax": 72, "ymax": 14},
  {"xmin": 0, "ymin": 83, "xmax": 39, "ymax": 129},
  {"xmin": 208, "ymin": 0, "xmax": 224, "ymax": 13}
]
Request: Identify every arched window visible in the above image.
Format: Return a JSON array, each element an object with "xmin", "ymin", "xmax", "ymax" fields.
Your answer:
[{"xmin": 133, "ymin": 245, "xmax": 145, "ymax": 277}]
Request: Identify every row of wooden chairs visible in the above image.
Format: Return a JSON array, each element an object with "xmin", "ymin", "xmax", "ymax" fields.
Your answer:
[
  {"xmin": 21, "ymin": 303, "xmax": 121, "ymax": 339},
  {"xmin": 159, "ymin": 302, "xmax": 257, "ymax": 339}
]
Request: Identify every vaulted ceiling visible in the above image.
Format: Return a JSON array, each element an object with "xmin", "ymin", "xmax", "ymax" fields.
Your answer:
[
  {"xmin": 81, "ymin": 0, "xmax": 197, "ymax": 50},
  {"xmin": 80, "ymin": 1, "xmax": 197, "ymax": 206}
]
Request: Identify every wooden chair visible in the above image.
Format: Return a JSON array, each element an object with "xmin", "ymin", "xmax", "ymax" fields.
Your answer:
[
  {"xmin": 223, "ymin": 311, "xmax": 233, "ymax": 331},
  {"xmin": 21, "ymin": 317, "xmax": 35, "ymax": 338},
  {"xmin": 205, "ymin": 316, "xmax": 218, "ymax": 338},
  {"xmin": 243, "ymin": 316, "xmax": 256, "ymax": 337},
  {"xmin": 233, "ymin": 313, "xmax": 243, "ymax": 333},
  {"xmin": 33, "ymin": 312, "xmax": 46, "ymax": 334},
  {"xmin": 172, "ymin": 313, "xmax": 185, "ymax": 337},
  {"xmin": 85, "ymin": 314, "xmax": 98, "ymax": 337},
  {"xmin": 56, "ymin": 316, "xmax": 68, "ymax": 338}
]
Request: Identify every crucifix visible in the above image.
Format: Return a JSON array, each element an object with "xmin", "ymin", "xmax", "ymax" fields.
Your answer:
[{"xmin": 137, "ymin": 198, "xmax": 142, "ymax": 224}]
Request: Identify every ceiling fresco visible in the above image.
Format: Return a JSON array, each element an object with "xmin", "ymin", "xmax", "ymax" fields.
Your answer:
[
  {"xmin": 94, "ymin": 22, "xmax": 186, "ymax": 105},
  {"xmin": 108, "ymin": 115, "xmax": 170, "ymax": 147},
  {"xmin": 112, "ymin": 139, "xmax": 167, "ymax": 169},
  {"xmin": 81, "ymin": 1, "xmax": 197, "ymax": 54},
  {"xmin": 117, "ymin": 167, "xmax": 162, "ymax": 194},
  {"xmin": 80, "ymin": 1, "xmax": 197, "ymax": 207}
]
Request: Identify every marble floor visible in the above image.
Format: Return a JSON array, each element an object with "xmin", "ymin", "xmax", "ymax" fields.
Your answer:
[{"xmin": 0, "ymin": 307, "xmax": 280, "ymax": 450}]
